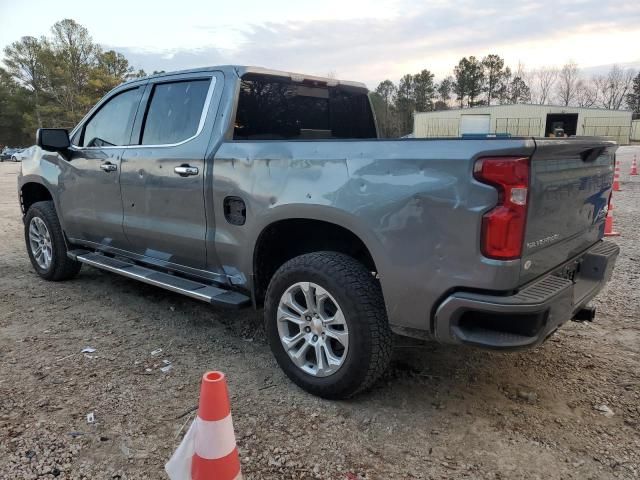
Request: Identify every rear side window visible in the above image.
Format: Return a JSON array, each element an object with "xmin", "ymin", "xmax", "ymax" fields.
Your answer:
[
  {"xmin": 81, "ymin": 87, "xmax": 142, "ymax": 147},
  {"xmin": 233, "ymin": 74, "xmax": 377, "ymax": 140},
  {"xmin": 141, "ymin": 79, "xmax": 211, "ymax": 145}
]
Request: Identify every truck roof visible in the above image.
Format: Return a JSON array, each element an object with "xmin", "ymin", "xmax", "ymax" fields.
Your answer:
[{"xmin": 121, "ymin": 65, "xmax": 368, "ymax": 90}]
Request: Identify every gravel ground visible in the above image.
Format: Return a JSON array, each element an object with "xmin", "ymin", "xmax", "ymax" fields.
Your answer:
[{"xmin": 0, "ymin": 146, "xmax": 639, "ymax": 480}]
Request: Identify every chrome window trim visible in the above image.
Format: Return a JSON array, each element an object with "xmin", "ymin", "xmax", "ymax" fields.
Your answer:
[{"xmin": 69, "ymin": 76, "xmax": 217, "ymax": 150}]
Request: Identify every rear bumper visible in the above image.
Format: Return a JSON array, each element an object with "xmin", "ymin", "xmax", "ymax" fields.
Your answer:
[{"xmin": 433, "ymin": 240, "xmax": 619, "ymax": 350}]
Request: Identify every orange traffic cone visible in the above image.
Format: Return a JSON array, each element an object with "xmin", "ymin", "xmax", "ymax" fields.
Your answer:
[
  {"xmin": 612, "ymin": 166, "xmax": 622, "ymax": 192},
  {"xmin": 166, "ymin": 372, "xmax": 242, "ymax": 480},
  {"xmin": 631, "ymin": 155, "xmax": 638, "ymax": 176},
  {"xmin": 604, "ymin": 202, "xmax": 620, "ymax": 237}
]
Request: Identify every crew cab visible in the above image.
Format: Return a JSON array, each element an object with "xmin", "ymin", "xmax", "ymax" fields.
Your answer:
[{"xmin": 18, "ymin": 66, "xmax": 619, "ymax": 398}]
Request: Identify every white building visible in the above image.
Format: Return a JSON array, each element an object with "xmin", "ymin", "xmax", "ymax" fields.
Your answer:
[{"xmin": 414, "ymin": 104, "xmax": 633, "ymax": 144}]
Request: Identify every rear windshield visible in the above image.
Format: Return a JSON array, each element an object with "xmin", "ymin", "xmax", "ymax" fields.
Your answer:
[{"xmin": 233, "ymin": 73, "xmax": 377, "ymax": 140}]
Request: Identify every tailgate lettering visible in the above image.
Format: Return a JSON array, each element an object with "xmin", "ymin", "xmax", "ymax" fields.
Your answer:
[{"xmin": 527, "ymin": 233, "xmax": 561, "ymax": 249}]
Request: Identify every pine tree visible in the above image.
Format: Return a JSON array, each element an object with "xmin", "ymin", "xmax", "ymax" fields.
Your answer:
[{"xmin": 627, "ymin": 72, "xmax": 640, "ymax": 114}]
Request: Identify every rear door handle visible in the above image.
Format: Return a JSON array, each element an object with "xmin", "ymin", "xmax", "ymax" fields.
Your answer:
[
  {"xmin": 100, "ymin": 162, "xmax": 117, "ymax": 172},
  {"xmin": 174, "ymin": 165, "xmax": 199, "ymax": 177}
]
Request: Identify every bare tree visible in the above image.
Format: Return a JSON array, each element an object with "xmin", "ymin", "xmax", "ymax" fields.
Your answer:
[
  {"xmin": 532, "ymin": 67, "xmax": 558, "ymax": 105},
  {"xmin": 556, "ymin": 62, "xmax": 579, "ymax": 106},
  {"xmin": 575, "ymin": 78, "xmax": 598, "ymax": 107},
  {"xmin": 512, "ymin": 62, "xmax": 530, "ymax": 86},
  {"xmin": 594, "ymin": 65, "xmax": 636, "ymax": 110},
  {"xmin": 612, "ymin": 67, "xmax": 635, "ymax": 109}
]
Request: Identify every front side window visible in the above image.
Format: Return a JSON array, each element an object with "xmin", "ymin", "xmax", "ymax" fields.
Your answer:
[
  {"xmin": 81, "ymin": 88, "xmax": 142, "ymax": 147},
  {"xmin": 233, "ymin": 74, "xmax": 377, "ymax": 140},
  {"xmin": 141, "ymin": 79, "xmax": 211, "ymax": 145}
]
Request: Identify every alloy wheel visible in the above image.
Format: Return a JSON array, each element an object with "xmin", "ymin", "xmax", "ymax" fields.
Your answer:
[
  {"xmin": 277, "ymin": 281, "xmax": 349, "ymax": 377},
  {"xmin": 28, "ymin": 217, "xmax": 53, "ymax": 270}
]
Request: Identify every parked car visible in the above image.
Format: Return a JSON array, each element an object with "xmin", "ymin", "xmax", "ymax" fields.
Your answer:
[
  {"xmin": 17, "ymin": 66, "xmax": 619, "ymax": 398},
  {"xmin": 11, "ymin": 147, "xmax": 32, "ymax": 162},
  {"xmin": 1, "ymin": 147, "xmax": 20, "ymax": 161}
]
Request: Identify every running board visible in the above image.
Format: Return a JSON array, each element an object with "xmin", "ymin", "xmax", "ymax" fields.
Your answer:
[{"xmin": 69, "ymin": 251, "xmax": 250, "ymax": 308}]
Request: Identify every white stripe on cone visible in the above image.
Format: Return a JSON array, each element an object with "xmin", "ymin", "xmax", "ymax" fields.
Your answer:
[
  {"xmin": 165, "ymin": 416, "xmax": 241, "ymax": 480},
  {"xmin": 194, "ymin": 414, "xmax": 237, "ymax": 460}
]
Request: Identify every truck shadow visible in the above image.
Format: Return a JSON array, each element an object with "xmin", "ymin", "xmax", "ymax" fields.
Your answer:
[
  {"xmin": 78, "ymin": 267, "xmax": 556, "ymax": 413},
  {"xmin": 353, "ymin": 334, "xmax": 573, "ymax": 424}
]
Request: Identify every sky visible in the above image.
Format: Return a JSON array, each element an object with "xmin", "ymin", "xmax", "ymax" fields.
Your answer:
[{"xmin": 1, "ymin": 0, "xmax": 639, "ymax": 88}]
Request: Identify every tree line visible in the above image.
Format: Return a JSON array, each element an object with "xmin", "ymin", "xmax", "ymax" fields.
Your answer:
[
  {"xmin": 0, "ymin": 19, "xmax": 154, "ymax": 147},
  {"xmin": 370, "ymin": 56, "xmax": 640, "ymax": 137},
  {"xmin": 1, "ymin": 20, "xmax": 639, "ymax": 145}
]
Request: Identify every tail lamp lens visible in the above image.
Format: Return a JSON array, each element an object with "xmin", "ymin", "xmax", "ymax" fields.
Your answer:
[{"xmin": 474, "ymin": 157, "xmax": 530, "ymax": 260}]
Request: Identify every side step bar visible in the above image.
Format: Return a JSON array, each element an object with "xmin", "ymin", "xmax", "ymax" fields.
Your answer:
[{"xmin": 69, "ymin": 251, "xmax": 250, "ymax": 309}]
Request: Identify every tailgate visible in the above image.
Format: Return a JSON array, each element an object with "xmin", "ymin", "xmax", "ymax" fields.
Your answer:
[{"xmin": 520, "ymin": 138, "xmax": 617, "ymax": 284}]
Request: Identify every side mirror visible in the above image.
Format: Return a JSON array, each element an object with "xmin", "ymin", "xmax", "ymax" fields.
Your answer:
[{"xmin": 37, "ymin": 128, "xmax": 70, "ymax": 152}]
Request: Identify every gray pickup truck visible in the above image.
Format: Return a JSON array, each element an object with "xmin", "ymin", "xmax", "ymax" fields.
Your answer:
[{"xmin": 18, "ymin": 65, "xmax": 619, "ymax": 398}]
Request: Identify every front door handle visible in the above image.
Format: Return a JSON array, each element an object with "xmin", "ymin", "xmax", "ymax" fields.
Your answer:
[
  {"xmin": 100, "ymin": 162, "xmax": 117, "ymax": 172},
  {"xmin": 174, "ymin": 165, "xmax": 199, "ymax": 177}
]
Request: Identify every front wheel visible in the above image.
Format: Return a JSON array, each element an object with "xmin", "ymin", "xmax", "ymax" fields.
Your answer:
[
  {"xmin": 24, "ymin": 201, "xmax": 81, "ymax": 281},
  {"xmin": 265, "ymin": 252, "xmax": 392, "ymax": 399}
]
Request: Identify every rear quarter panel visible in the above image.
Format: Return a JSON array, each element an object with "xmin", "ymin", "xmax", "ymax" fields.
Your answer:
[{"xmin": 211, "ymin": 138, "xmax": 536, "ymax": 332}]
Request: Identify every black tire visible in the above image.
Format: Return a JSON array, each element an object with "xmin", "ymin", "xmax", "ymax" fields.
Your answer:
[
  {"xmin": 265, "ymin": 252, "xmax": 392, "ymax": 399},
  {"xmin": 24, "ymin": 201, "xmax": 81, "ymax": 281}
]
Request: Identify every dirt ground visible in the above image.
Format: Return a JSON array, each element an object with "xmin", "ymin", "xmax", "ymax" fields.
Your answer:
[{"xmin": 1, "ymin": 146, "xmax": 639, "ymax": 480}]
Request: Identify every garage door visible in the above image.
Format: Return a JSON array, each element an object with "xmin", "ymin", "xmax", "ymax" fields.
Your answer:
[{"xmin": 460, "ymin": 114, "xmax": 491, "ymax": 135}]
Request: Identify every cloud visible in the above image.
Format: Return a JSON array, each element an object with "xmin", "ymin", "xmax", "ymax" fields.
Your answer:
[
  {"xmin": 113, "ymin": 47, "xmax": 228, "ymax": 74},
  {"xmin": 110, "ymin": 0, "xmax": 640, "ymax": 87}
]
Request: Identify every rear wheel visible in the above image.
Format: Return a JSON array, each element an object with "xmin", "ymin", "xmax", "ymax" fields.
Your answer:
[
  {"xmin": 24, "ymin": 201, "xmax": 81, "ymax": 281},
  {"xmin": 265, "ymin": 252, "xmax": 391, "ymax": 399}
]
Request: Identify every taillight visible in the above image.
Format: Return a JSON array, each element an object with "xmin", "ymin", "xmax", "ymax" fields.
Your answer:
[{"xmin": 474, "ymin": 156, "xmax": 530, "ymax": 260}]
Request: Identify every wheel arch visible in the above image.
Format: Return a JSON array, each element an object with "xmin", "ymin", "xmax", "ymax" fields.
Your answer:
[
  {"xmin": 20, "ymin": 181, "xmax": 55, "ymax": 216},
  {"xmin": 251, "ymin": 215, "xmax": 381, "ymax": 308}
]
